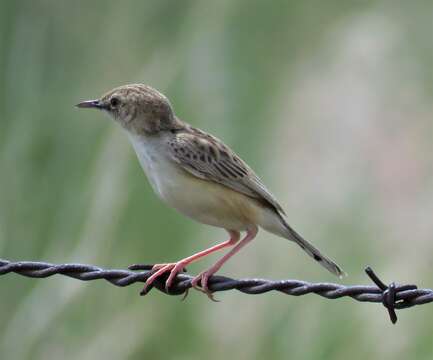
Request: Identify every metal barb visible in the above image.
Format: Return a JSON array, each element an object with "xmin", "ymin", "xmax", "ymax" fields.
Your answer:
[
  {"xmin": 364, "ymin": 266, "xmax": 418, "ymax": 324},
  {"xmin": 0, "ymin": 259, "xmax": 430, "ymax": 324}
]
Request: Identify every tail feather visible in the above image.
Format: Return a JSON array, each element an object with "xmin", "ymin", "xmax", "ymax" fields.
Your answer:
[
  {"xmin": 283, "ymin": 221, "xmax": 345, "ymax": 278},
  {"xmin": 258, "ymin": 208, "xmax": 345, "ymax": 277}
]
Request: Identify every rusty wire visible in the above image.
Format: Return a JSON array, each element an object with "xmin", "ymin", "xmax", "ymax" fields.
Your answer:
[{"xmin": 1, "ymin": 258, "xmax": 432, "ymax": 324}]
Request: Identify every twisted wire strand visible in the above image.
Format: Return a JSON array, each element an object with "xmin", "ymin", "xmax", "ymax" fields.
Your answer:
[{"xmin": 1, "ymin": 259, "xmax": 432, "ymax": 323}]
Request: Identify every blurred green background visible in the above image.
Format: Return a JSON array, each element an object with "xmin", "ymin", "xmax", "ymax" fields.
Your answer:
[{"xmin": 1, "ymin": 1, "xmax": 432, "ymax": 359}]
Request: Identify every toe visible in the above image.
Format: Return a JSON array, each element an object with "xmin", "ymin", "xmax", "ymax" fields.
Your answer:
[
  {"xmin": 191, "ymin": 273, "xmax": 203, "ymax": 291},
  {"xmin": 201, "ymin": 274, "xmax": 217, "ymax": 301},
  {"xmin": 140, "ymin": 281, "xmax": 152, "ymax": 296},
  {"xmin": 190, "ymin": 273, "xmax": 219, "ymax": 301},
  {"xmin": 165, "ymin": 262, "xmax": 186, "ymax": 291},
  {"xmin": 152, "ymin": 263, "xmax": 170, "ymax": 271}
]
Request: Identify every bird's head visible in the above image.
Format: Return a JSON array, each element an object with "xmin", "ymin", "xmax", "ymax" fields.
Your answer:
[{"xmin": 76, "ymin": 84, "xmax": 180, "ymax": 134}]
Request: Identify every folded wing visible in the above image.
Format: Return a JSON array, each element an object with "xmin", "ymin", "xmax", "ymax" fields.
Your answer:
[{"xmin": 167, "ymin": 127, "xmax": 285, "ymax": 216}]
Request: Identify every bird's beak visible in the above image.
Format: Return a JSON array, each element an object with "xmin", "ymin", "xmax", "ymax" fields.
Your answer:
[{"xmin": 75, "ymin": 99, "xmax": 105, "ymax": 109}]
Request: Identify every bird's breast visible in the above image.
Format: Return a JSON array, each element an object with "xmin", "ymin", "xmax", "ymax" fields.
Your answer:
[
  {"xmin": 128, "ymin": 133, "xmax": 178, "ymax": 199},
  {"xmin": 127, "ymin": 133, "xmax": 261, "ymax": 230}
]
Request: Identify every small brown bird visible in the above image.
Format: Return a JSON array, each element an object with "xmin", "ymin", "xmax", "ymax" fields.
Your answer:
[{"xmin": 77, "ymin": 84, "xmax": 344, "ymax": 298}]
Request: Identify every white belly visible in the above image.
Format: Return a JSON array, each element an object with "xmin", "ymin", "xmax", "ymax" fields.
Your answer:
[{"xmin": 127, "ymin": 133, "xmax": 259, "ymax": 230}]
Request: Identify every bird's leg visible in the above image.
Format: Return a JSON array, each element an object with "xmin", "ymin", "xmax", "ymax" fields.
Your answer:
[
  {"xmin": 192, "ymin": 225, "xmax": 258, "ymax": 299},
  {"xmin": 141, "ymin": 230, "xmax": 240, "ymax": 294}
]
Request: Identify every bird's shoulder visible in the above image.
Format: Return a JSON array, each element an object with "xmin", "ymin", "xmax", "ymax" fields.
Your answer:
[{"xmin": 166, "ymin": 125, "xmax": 286, "ymax": 215}]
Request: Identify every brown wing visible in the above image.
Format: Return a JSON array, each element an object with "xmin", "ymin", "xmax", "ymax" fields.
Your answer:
[{"xmin": 167, "ymin": 127, "xmax": 286, "ymax": 215}]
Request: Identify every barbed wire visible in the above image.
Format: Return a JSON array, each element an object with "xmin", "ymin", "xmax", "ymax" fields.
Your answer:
[{"xmin": 1, "ymin": 258, "xmax": 432, "ymax": 324}]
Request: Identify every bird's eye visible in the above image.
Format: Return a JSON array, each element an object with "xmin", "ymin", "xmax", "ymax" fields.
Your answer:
[{"xmin": 110, "ymin": 97, "xmax": 120, "ymax": 108}]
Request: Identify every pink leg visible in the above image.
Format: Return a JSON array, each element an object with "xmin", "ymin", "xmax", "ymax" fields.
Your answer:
[
  {"xmin": 141, "ymin": 230, "xmax": 240, "ymax": 294},
  {"xmin": 191, "ymin": 225, "xmax": 259, "ymax": 299}
]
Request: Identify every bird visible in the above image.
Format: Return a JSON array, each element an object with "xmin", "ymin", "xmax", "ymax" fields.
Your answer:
[{"xmin": 76, "ymin": 84, "xmax": 344, "ymax": 298}]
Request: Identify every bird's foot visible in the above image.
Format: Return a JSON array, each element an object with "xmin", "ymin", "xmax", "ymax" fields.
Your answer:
[
  {"xmin": 140, "ymin": 261, "xmax": 187, "ymax": 295},
  {"xmin": 191, "ymin": 270, "xmax": 219, "ymax": 302}
]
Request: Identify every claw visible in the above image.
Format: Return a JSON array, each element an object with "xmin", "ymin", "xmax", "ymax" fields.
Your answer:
[
  {"xmin": 191, "ymin": 272, "xmax": 219, "ymax": 302},
  {"xmin": 181, "ymin": 288, "xmax": 190, "ymax": 301},
  {"xmin": 140, "ymin": 283, "xmax": 152, "ymax": 296}
]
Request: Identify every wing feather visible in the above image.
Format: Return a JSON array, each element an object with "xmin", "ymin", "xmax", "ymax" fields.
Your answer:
[{"xmin": 167, "ymin": 128, "xmax": 286, "ymax": 215}]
